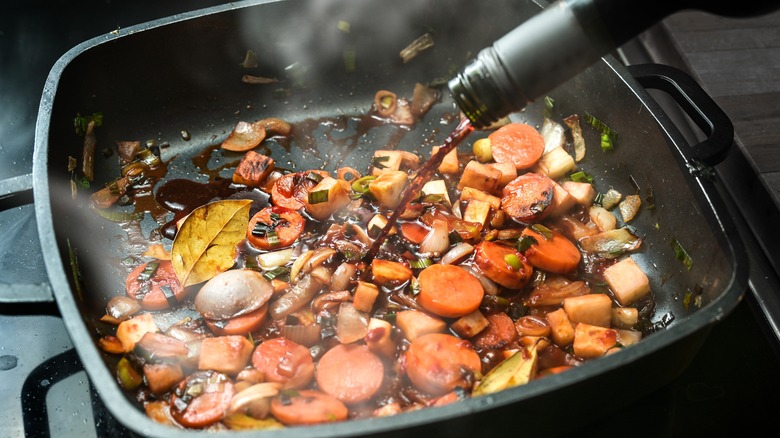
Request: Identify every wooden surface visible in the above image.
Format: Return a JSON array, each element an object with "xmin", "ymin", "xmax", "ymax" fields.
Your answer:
[{"xmin": 649, "ymin": 10, "xmax": 780, "ymax": 206}]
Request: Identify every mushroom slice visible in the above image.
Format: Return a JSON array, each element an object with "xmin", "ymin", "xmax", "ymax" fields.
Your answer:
[{"xmin": 194, "ymin": 269, "xmax": 273, "ymax": 320}]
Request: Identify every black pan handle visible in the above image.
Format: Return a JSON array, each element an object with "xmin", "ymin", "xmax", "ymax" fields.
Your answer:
[
  {"xmin": 0, "ymin": 172, "xmax": 55, "ymax": 303},
  {"xmin": 627, "ymin": 63, "xmax": 734, "ymax": 166}
]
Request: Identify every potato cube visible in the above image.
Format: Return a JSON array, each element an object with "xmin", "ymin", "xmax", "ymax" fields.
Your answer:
[
  {"xmin": 450, "ymin": 310, "xmax": 490, "ymax": 338},
  {"xmin": 421, "ymin": 179, "xmax": 451, "ymax": 205},
  {"xmin": 486, "ymin": 162, "xmax": 518, "ymax": 189},
  {"xmin": 365, "ymin": 318, "xmax": 396, "ymax": 358},
  {"xmin": 573, "ymin": 323, "xmax": 618, "ymax": 358},
  {"xmin": 544, "ymin": 180, "xmax": 576, "ymax": 217},
  {"xmin": 532, "ymin": 147, "xmax": 576, "ymax": 180},
  {"xmin": 369, "ymin": 170, "xmax": 408, "ymax": 209},
  {"xmin": 603, "ymin": 257, "xmax": 651, "ymax": 305},
  {"xmin": 396, "ymin": 310, "xmax": 446, "ymax": 341},
  {"xmin": 198, "ymin": 335, "xmax": 254, "ymax": 375},
  {"xmin": 611, "ymin": 307, "xmax": 639, "ymax": 329},
  {"xmin": 545, "ymin": 308, "xmax": 575, "ymax": 347},
  {"xmin": 371, "ymin": 259, "xmax": 412, "ymax": 284},
  {"xmin": 460, "ymin": 187, "xmax": 501, "ymax": 210},
  {"xmin": 367, "ymin": 214, "xmax": 396, "ymax": 237},
  {"xmin": 116, "ymin": 313, "xmax": 159, "ymax": 352},
  {"xmin": 463, "ymin": 199, "xmax": 492, "ymax": 226},
  {"xmin": 353, "ymin": 281, "xmax": 379, "ymax": 313},
  {"xmin": 232, "ymin": 151, "xmax": 275, "ymax": 186},
  {"xmin": 432, "ymin": 145, "xmax": 459, "ymax": 174},
  {"xmin": 457, "ymin": 160, "xmax": 502, "ymax": 194},
  {"xmin": 615, "ymin": 329, "xmax": 642, "ymax": 346},
  {"xmin": 561, "ymin": 180, "xmax": 596, "ymax": 206},
  {"xmin": 304, "ymin": 176, "xmax": 351, "ymax": 221},
  {"xmin": 563, "ymin": 293, "xmax": 613, "ymax": 328},
  {"xmin": 371, "ymin": 150, "xmax": 420, "ymax": 175}
]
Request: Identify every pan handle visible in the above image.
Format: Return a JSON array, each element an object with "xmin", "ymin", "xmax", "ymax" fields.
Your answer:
[
  {"xmin": 627, "ymin": 63, "xmax": 734, "ymax": 166},
  {"xmin": 0, "ymin": 172, "xmax": 55, "ymax": 303}
]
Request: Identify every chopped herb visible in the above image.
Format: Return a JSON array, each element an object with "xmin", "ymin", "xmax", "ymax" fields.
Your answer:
[
  {"xmin": 74, "ymin": 112, "xmax": 103, "ymax": 136},
  {"xmin": 530, "ymin": 224, "xmax": 554, "ymax": 240},
  {"xmin": 307, "ymin": 189, "xmax": 329, "ymax": 205},
  {"xmin": 570, "ymin": 171, "xmax": 593, "ymax": 183},
  {"xmin": 516, "ymin": 235, "xmax": 537, "ymax": 252},
  {"xmin": 448, "ymin": 230, "xmax": 463, "ymax": 244},
  {"xmin": 351, "ymin": 175, "xmax": 376, "ymax": 194},
  {"xmin": 305, "ymin": 171, "xmax": 324, "ymax": 183},
  {"xmin": 370, "ymin": 155, "xmax": 390, "ymax": 170},
  {"xmin": 337, "ymin": 20, "xmax": 350, "ymax": 33},
  {"xmin": 671, "ymin": 238, "xmax": 693, "ymax": 270},
  {"xmin": 600, "ymin": 132, "xmax": 614, "ymax": 151},
  {"xmin": 504, "ymin": 254, "xmax": 522, "ymax": 270},
  {"xmin": 266, "ymin": 230, "xmax": 281, "ymax": 247},
  {"xmin": 136, "ymin": 261, "xmax": 159, "ymax": 282},
  {"xmin": 343, "ymin": 48, "xmax": 356, "ymax": 73},
  {"xmin": 409, "ymin": 258, "xmax": 433, "ymax": 269},
  {"xmin": 543, "ymin": 96, "xmax": 555, "ymax": 119},
  {"xmin": 263, "ymin": 266, "xmax": 289, "ymax": 281},
  {"xmin": 646, "ymin": 187, "xmax": 656, "ymax": 210}
]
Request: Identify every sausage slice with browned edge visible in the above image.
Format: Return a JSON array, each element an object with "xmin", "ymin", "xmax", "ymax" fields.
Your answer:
[
  {"xmin": 404, "ymin": 333, "xmax": 481, "ymax": 395},
  {"xmin": 501, "ymin": 172, "xmax": 555, "ymax": 223},
  {"xmin": 169, "ymin": 370, "xmax": 235, "ymax": 429}
]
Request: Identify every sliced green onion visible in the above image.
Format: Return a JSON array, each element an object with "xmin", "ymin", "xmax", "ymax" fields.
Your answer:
[
  {"xmin": 307, "ymin": 189, "xmax": 329, "ymax": 205},
  {"xmin": 266, "ymin": 230, "xmax": 281, "ymax": 247},
  {"xmin": 136, "ymin": 261, "xmax": 159, "ymax": 282},
  {"xmin": 600, "ymin": 132, "xmax": 614, "ymax": 151},
  {"xmin": 584, "ymin": 112, "xmax": 618, "ymax": 140},
  {"xmin": 530, "ymin": 224, "xmax": 554, "ymax": 240},
  {"xmin": 136, "ymin": 148, "xmax": 161, "ymax": 167},
  {"xmin": 305, "ymin": 171, "xmax": 324, "ymax": 183},
  {"xmin": 543, "ymin": 96, "xmax": 555, "ymax": 119},
  {"xmin": 337, "ymin": 20, "xmax": 350, "ymax": 33},
  {"xmin": 116, "ymin": 357, "xmax": 142, "ymax": 391},
  {"xmin": 570, "ymin": 171, "xmax": 593, "ymax": 183},
  {"xmin": 74, "ymin": 112, "xmax": 103, "ymax": 136},
  {"xmin": 504, "ymin": 254, "xmax": 522, "ymax": 270},
  {"xmin": 343, "ymin": 48, "xmax": 356, "ymax": 73},
  {"xmin": 370, "ymin": 156, "xmax": 390, "ymax": 169},
  {"xmin": 351, "ymin": 175, "xmax": 377, "ymax": 194},
  {"xmin": 409, "ymin": 258, "xmax": 433, "ymax": 269},
  {"xmin": 263, "ymin": 266, "xmax": 290, "ymax": 281},
  {"xmin": 671, "ymin": 238, "xmax": 693, "ymax": 270},
  {"xmin": 516, "ymin": 235, "xmax": 537, "ymax": 252},
  {"xmin": 448, "ymin": 230, "xmax": 463, "ymax": 244},
  {"xmin": 92, "ymin": 206, "xmax": 143, "ymax": 223}
]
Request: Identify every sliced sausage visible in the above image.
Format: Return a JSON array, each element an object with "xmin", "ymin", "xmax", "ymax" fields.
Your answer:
[
  {"xmin": 247, "ymin": 206, "xmax": 306, "ymax": 250},
  {"xmin": 125, "ymin": 260, "xmax": 186, "ymax": 311},
  {"xmin": 315, "ymin": 343, "xmax": 385, "ymax": 404},
  {"xmin": 404, "ymin": 333, "xmax": 481, "ymax": 395},
  {"xmin": 169, "ymin": 370, "xmax": 235, "ymax": 429},
  {"xmin": 489, "ymin": 123, "xmax": 546, "ymax": 170},
  {"xmin": 270, "ymin": 389, "xmax": 348, "ymax": 425},
  {"xmin": 251, "ymin": 337, "xmax": 314, "ymax": 389},
  {"xmin": 472, "ymin": 313, "xmax": 517, "ymax": 350},
  {"xmin": 501, "ymin": 172, "xmax": 555, "ymax": 223}
]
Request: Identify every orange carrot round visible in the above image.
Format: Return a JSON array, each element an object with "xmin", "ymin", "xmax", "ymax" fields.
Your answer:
[
  {"xmin": 417, "ymin": 264, "xmax": 484, "ymax": 318},
  {"xmin": 489, "ymin": 123, "xmax": 545, "ymax": 170},
  {"xmin": 204, "ymin": 304, "xmax": 268, "ymax": 336},
  {"xmin": 521, "ymin": 226, "xmax": 581, "ymax": 274}
]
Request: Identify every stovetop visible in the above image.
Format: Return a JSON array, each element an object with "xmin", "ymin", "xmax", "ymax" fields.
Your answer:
[{"xmin": 2, "ymin": 1, "xmax": 779, "ymax": 437}]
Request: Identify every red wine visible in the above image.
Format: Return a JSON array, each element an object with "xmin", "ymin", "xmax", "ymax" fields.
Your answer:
[{"xmin": 363, "ymin": 117, "xmax": 474, "ymax": 261}]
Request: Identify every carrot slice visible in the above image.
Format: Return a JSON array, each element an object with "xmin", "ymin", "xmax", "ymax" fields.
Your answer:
[
  {"xmin": 404, "ymin": 333, "xmax": 481, "ymax": 395},
  {"xmin": 247, "ymin": 206, "xmax": 306, "ymax": 250},
  {"xmin": 270, "ymin": 389, "xmax": 348, "ymax": 426},
  {"xmin": 204, "ymin": 304, "xmax": 268, "ymax": 336},
  {"xmin": 489, "ymin": 123, "xmax": 545, "ymax": 170},
  {"xmin": 473, "ymin": 241, "xmax": 533, "ymax": 289},
  {"xmin": 315, "ymin": 344, "xmax": 384, "ymax": 404},
  {"xmin": 472, "ymin": 313, "xmax": 517, "ymax": 349},
  {"xmin": 501, "ymin": 172, "xmax": 555, "ymax": 223},
  {"xmin": 270, "ymin": 170, "xmax": 330, "ymax": 210},
  {"xmin": 251, "ymin": 337, "xmax": 315, "ymax": 389},
  {"xmin": 521, "ymin": 226, "xmax": 581, "ymax": 274},
  {"xmin": 125, "ymin": 260, "xmax": 186, "ymax": 311},
  {"xmin": 417, "ymin": 264, "xmax": 484, "ymax": 318}
]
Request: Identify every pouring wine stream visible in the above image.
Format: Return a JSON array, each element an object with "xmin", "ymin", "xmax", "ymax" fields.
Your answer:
[{"xmin": 362, "ymin": 117, "xmax": 474, "ymax": 262}]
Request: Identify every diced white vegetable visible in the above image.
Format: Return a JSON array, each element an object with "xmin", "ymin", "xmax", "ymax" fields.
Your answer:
[
  {"xmin": 589, "ymin": 205, "xmax": 617, "ymax": 231},
  {"xmin": 421, "ymin": 179, "xmax": 451, "ymax": 205},
  {"xmin": 563, "ymin": 293, "xmax": 613, "ymax": 328},
  {"xmin": 544, "ymin": 180, "xmax": 576, "ymax": 217},
  {"xmin": 603, "ymin": 257, "xmax": 651, "ymax": 305},
  {"xmin": 459, "ymin": 187, "xmax": 501, "ymax": 210},
  {"xmin": 573, "ymin": 322, "xmax": 618, "ymax": 358},
  {"xmin": 368, "ymin": 170, "xmax": 408, "ymax": 209},
  {"xmin": 463, "ymin": 199, "xmax": 492, "ymax": 226},
  {"xmin": 450, "ymin": 309, "xmax": 490, "ymax": 338},
  {"xmin": 545, "ymin": 308, "xmax": 575, "ymax": 347},
  {"xmin": 540, "ymin": 118, "xmax": 566, "ymax": 154},
  {"xmin": 531, "ymin": 146, "xmax": 576, "ymax": 180},
  {"xmin": 611, "ymin": 307, "xmax": 639, "ymax": 329},
  {"xmin": 457, "ymin": 160, "xmax": 502, "ymax": 193},
  {"xmin": 561, "ymin": 180, "xmax": 596, "ymax": 206},
  {"xmin": 396, "ymin": 310, "xmax": 446, "ymax": 341},
  {"xmin": 486, "ymin": 162, "xmax": 517, "ymax": 189},
  {"xmin": 432, "ymin": 145, "xmax": 459, "ymax": 174},
  {"xmin": 304, "ymin": 177, "xmax": 351, "ymax": 221}
]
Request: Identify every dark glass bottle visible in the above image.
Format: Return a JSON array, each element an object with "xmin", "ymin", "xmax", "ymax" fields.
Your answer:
[{"xmin": 448, "ymin": 0, "xmax": 780, "ymax": 128}]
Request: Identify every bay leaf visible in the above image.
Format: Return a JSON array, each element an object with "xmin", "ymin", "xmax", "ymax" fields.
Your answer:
[{"xmin": 171, "ymin": 199, "xmax": 252, "ymax": 287}]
